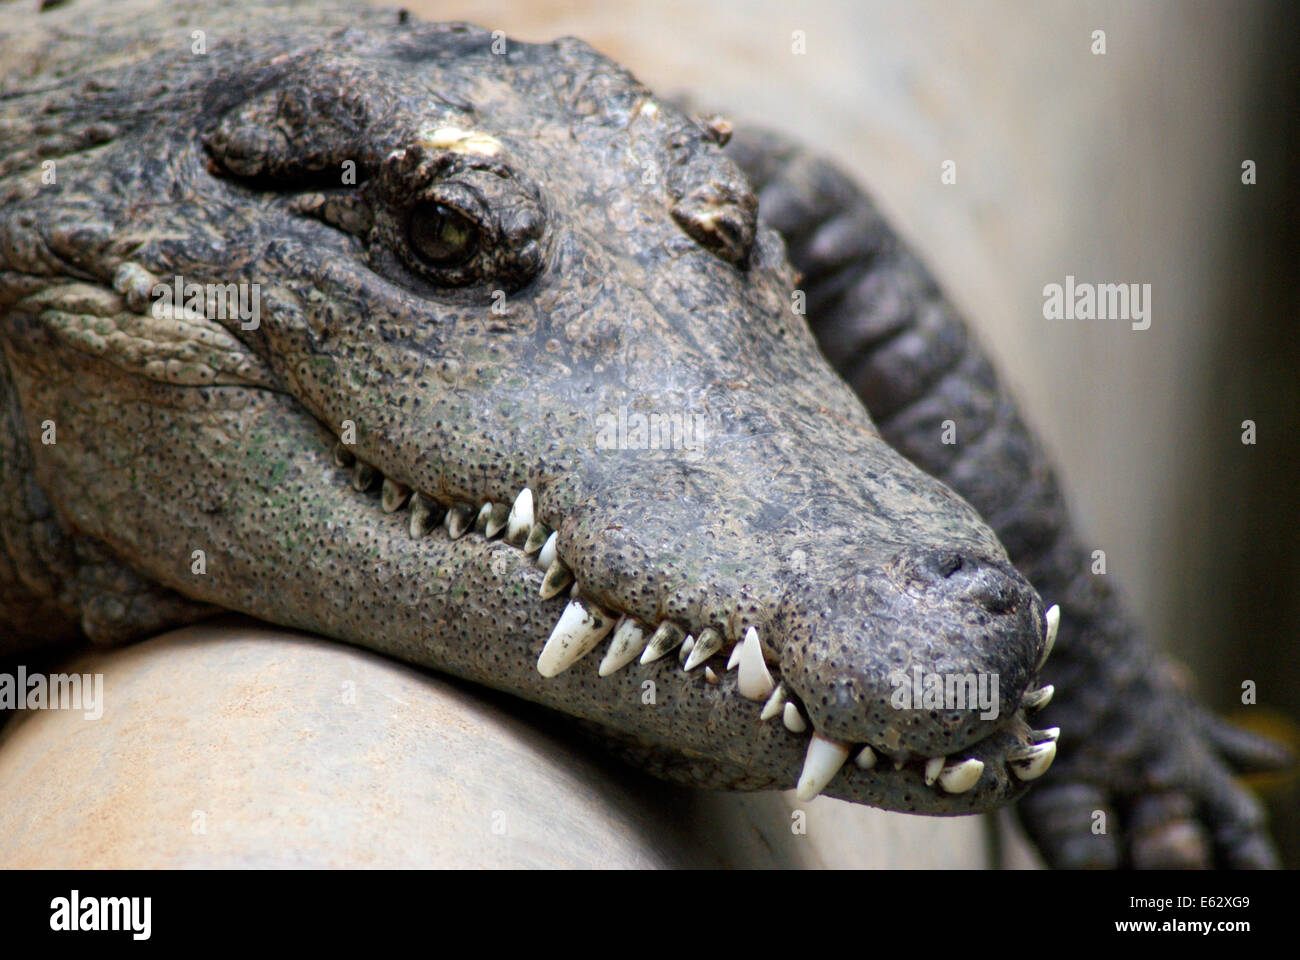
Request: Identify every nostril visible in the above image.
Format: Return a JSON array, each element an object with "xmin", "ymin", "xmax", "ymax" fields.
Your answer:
[
  {"xmin": 906, "ymin": 548, "xmax": 965, "ymax": 582},
  {"xmin": 965, "ymin": 570, "xmax": 1017, "ymax": 614},
  {"xmin": 948, "ymin": 557, "xmax": 1019, "ymax": 614},
  {"xmin": 896, "ymin": 547, "xmax": 1023, "ymax": 613}
]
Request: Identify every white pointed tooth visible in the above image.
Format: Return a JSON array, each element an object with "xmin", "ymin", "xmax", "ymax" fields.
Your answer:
[
  {"xmin": 938, "ymin": 758, "xmax": 984, "ymax": 794},
  {"xmin": 678, "ymin": 636, "xmax": 695, "ymax": 664},
  {"xmin": 924, "ymin": 756, "xmax": 946, "ymax": 786},
  {"xmin": 539, "ymin": 557, "xmax": 574, "ymax": 600},
  {"xmin": 1038, "ymin": 604, "xmax": 1060, "ymax": 669},
  {"xmin": 524, "ymin": 522, "xmax": 551, "ymax": 555},
  {"xmin": 1022, "ymin": 684, "xmax": 1054, "ymax": 711},
  {"xmin": 704, "ymin": 666, "xmax": 719, "ymax": 685},
  {"xmin": 597, "ymin": 618, "xmax": 648, "ymax": 677},
  {"xmin": 1031, "ymin": 727, "xmax": 1060, "ymax": 743},
  {"xmin": 351, "ymin": 461, "xmax": 377, "ymax": 492},
  {"xmin": 536, "ymin": 598, "xmax": 616, "ymax": 678},
  {"xmin": 795, "ymin": 734, "xmax": 851, "ymax": 802},
  {"xmin": 445, "ymin": 503, "xmax": 474, "ymax": 539},
  {"xmin": 854, "ymin": 745, "xmax": 877, "ymax": 770},
  {"xmin": 537, "ymin": 531, "xmax": 558, "ymax": 571},
  {"xmin": 408, "ymin": 493, "xmax": 441, "ymax": 538},
  {"xmin": 760, "ymin": 683, "xmax": 787, "ymax": 721},
  {"xmin": 1008, "ymin": 740, "xmax": 1057, "ymax": 781},
  {"xmin": 726, "ymin": 644, "xmax": 742, "ymax": 671},
  {"xmin": 640, "ymin": 622, "xmax": 686, "ymax": 664},
  {"xmin": 782, "ymin": 701, "xmax": 807, "ymax": 733},
  {"xmin": 381, "ymin": 477, "xmax": 411, "ymax": 513},
  {"xmin": 505, "ymin": 488, "xmax": 534, "ymax": 543},
  {"xmin": 736, "ymin": 626, "xmax": 776, "ymax": 701},
  {"xmin": 684, "ymin": 627, "xmax": 723, "ymax": 671},
  {"xmin": 484, "ymin": 502, "xmax": 510, "ymax": 539},
  {"xmin": 475, "ymin": 502, "xmax": 495, "ymax": 534}
]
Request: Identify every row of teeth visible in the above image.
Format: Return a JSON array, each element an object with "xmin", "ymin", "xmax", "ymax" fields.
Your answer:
[{"xmin": 338, "ymin": 443, "xmax": 1062, "ymax": 802}]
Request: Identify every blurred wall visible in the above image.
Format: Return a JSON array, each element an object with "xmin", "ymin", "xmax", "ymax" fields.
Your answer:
[{"xmin": 379, "ymin": 0, "xmax": 1300, "ymax": 862}]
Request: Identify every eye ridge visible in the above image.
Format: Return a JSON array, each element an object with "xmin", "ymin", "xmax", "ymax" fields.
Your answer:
[{"xmin": 407, "ymin": 199, "xmax": 481, "ymax": 268}]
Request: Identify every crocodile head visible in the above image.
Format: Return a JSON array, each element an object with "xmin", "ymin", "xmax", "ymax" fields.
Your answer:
[{"xmin": 0, "ymin": 5, "xmax": 1059, "ymax": 811}]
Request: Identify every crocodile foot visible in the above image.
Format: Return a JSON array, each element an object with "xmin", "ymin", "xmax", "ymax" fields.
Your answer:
[{"xmin": 1017, "ymin": 656, "xmax": 1292, "ymax": 868}]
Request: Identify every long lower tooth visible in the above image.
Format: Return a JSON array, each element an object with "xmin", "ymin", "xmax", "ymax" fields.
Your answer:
[
  {"xmin": 938, "ymin": 758, "xmax": 984, "ymax": 793},
  {"xmin": 351, "ymin": 461, "xmax": 377, "ymax": 492},
  {"xmin": 474, "ymin": 502, "xmax": 494, "ymax": 534},
  {"xmin": 760, "ymin": 683, "xmax": 786, "ymax": 720},
  {"xmin": 408, "ymin": 493, "xmax": 444, "ymax": 538},
  {"xmin": 1038, "ymin": 604, "xmax": 1060, "ymax": 669},
  {"xmin": 736, "ymin": 626, "xmax": 775, "ymax": 701},
  {"xmin": 640, "ymin": 622, "xmax": 686, "ymax": 664},
  {"xmin": 924, "ymin": 756, "xmax": 945, "ymax": 786},
  {"xmin": 795, "ymin": 734, "xmax": 851, "ymax": 801},
  {"xmin": 505, "ymin": 488, "xmax": 534, "ymax": 543},
  {"xmin": 684, "ymin": 627, "xmax": 723, "ymax": 671},
  {"xmin": 524, "ymin": 522, "xmax": 551, "ymax": 555},
  {"xmin": 598, "ymin": 618, "xmax": 648, "ymax": 676},
  {"xmin": 1030, "ymin": 727, "xmax": 1060, "ymax": 743},
  {"xmin": 1008, "ymin": 740, "xmax": 1057, "ymax": 781},
  {"xmin": 333, "ymin": 441, "xmax": 355, "ymax": 467},
  {"xmin": 536, "ymin": 598, "xmax": 616, "ymax": 678},
  {"xmin": 484, "ymin": 502, "xmax": 510, "ymax": 539},
  {"xmin": 783, "ymin": 702, "xmax": 807, "ymax": 733},
  {"xmin": 381, "ymin": 478, "xmax": 410, "ymax": 513},
  {"xmin": 539, "ymin": 558, "xmax": 574, "ymax": 600},
  {"xmin": 537, "ymin": 531, "xmax": 558, "ymax": 571},
  {"xmin": 854, "ymin": 745, "xmax": 877, "ymax": 770},
  {"xmin": 445, "ymin": 503, "xmax": 475, "ymax": 539},
  {"xmin": 1022, "ymin": 684, "xmax": 1054, "ymax": 710}
]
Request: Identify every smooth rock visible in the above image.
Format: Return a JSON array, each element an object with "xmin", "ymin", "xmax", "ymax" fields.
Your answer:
[{"xmin": 0, "ymin": 620, "xmax": 1028, "ymax": 867}]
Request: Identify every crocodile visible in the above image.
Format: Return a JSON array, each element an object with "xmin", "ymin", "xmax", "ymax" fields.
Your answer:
[{"xmin": 0, "ymin": 0, "xmax": 1286, "ymax": 866}]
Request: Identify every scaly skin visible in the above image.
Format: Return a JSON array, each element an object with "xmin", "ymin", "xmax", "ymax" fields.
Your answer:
[
  {"xmin": 0, "ymin": 0, "xmax": 1058, "ymax": 816},
  {"xmin": 724, "ymin": 129, "xmax": 1291, "ymax": 867}
]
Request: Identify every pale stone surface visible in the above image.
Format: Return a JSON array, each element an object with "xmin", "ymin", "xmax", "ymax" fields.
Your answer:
[{"xmin": 0, "ymin": 622, "xmax": 1029, "ymax": 868}]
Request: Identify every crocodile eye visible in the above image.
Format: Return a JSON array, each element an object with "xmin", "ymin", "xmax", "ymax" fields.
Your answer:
[
  {"xmin": 408, "ymin": 202, "xmax": 480, "ymax": 268},
  {"xmin": 371, "ymin": 152, "xmax": 546, "ymax": 293}
]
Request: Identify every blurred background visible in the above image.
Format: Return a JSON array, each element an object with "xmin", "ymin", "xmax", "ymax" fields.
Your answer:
[{"xmin": 379, "ymin": 0, "xmax": 1299, "ymax": 864}]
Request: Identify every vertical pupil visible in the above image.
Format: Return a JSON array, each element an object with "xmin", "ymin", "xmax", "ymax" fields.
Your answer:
[{"xmin": 410, "ymin": 202, "xmax": 476, "ymax": 265}]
